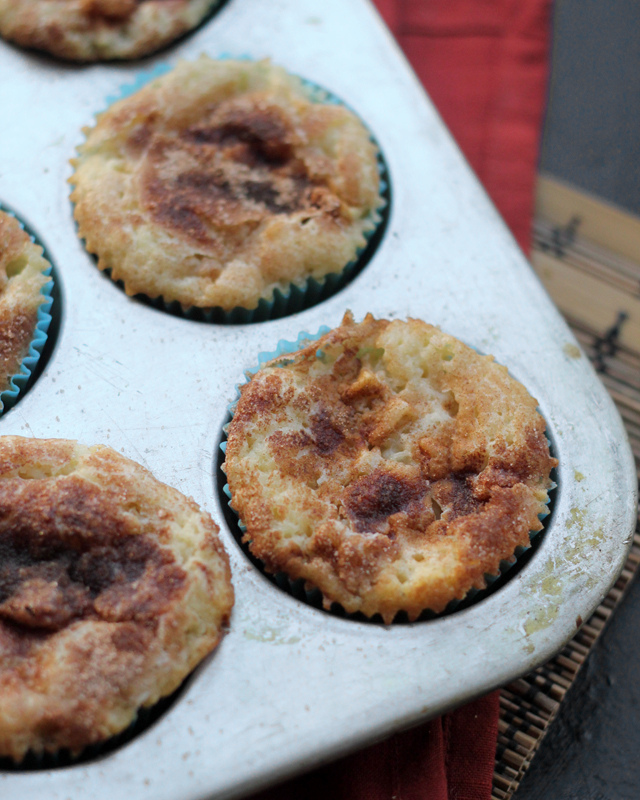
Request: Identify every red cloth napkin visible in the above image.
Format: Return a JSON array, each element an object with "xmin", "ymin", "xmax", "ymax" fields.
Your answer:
[
  {"xmin": 375, "ymin": 0, "xmax": 552, "ymax": 254},
  {"xmin": 251, "ymin": 2, "xmax": 552, "ymax": 798}
]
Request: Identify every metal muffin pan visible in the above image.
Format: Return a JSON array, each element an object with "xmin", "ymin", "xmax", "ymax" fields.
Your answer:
[{"xmin": 0, "ymin": 0, "xmax": 636, "ymax": 798}]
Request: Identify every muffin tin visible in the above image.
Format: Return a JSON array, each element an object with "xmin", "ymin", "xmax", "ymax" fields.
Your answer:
[{"xmin": 0, "ymin": 0, "xmax": 636, "ymax": 798}]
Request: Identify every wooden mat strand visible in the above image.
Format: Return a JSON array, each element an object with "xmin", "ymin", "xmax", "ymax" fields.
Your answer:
[{"xmin": 491, "ymin": 176, "xmax": 640, "ymax": 799}]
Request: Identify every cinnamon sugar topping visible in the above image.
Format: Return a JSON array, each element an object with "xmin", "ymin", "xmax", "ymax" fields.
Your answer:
[{"xmin": 225, "ymin": 313, "xmax": 556, "ymax": 622}]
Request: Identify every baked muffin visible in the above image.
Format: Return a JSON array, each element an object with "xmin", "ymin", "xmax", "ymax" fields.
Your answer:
[
  {"xmin": 70, "ymin": 58, "xmax": 383, "ymax": 314},
  {"xmin": 0, "ymin": 436, "xmax": 234, "ymax": 762},
  {"xmin": 0, "ymin": 211, "xmax": 52, "ymax": 413},
  {"xmin": 0, "ymin": 0, "xmax": 220, "ymax": 62},
  {"xmin": 224, "ymin": 313, "xmax": 556, "ymax": 623}
]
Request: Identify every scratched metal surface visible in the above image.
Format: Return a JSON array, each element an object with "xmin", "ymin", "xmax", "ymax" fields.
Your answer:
[{"xmin": 0, "ymin": 1, "xmax": 636, "ymax": 798}]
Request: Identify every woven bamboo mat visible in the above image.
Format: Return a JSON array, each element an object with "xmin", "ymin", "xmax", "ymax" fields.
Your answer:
[{"xmin": 491, "ymin": 175, "xmax": 640, "ymax": 799}]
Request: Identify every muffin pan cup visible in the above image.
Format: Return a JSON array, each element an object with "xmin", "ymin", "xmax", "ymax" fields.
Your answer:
[
  {"xmin": 220, "ymin": 327, "xmax": 557, "ymax": 623},
  {"xmin": 0, "ymin": 207, "xmax": 55, "ymax": 416},
  {"xmin": 0, "ymin": 688, "xmax": 183, "ymax": 772},
  {"xmin": 0, "ymin": 0, "xmax": 635, "ymax": 798},
  {"xmin": 73, "ymin": 59, "xmax": 390, "ymax": 323}
]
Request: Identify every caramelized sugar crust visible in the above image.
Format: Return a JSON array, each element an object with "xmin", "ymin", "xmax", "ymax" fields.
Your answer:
[
  {"xmin": 70, "ymin": 58, "xmax": 382, "ymax": 310},
  {"xmin": 0, "ymin": 212, "xmax": 49, "ymax": 405},
  {"xmin": 0, "ymin": 0, "xmax": 219, "ymax": 61},
  {"xmin": 224, "ymin": 314, "xmax": 556, "ymax": 623},
  {"xmin": 0, "ymin": 437, "xmax": 234, "ymax": 761}
]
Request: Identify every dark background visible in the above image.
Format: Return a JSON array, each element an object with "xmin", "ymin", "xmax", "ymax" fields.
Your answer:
[
  {"xmin": 541, "ymin": 0, "xmax": 640, "ymax": 214},
  {"xmin": 518, "ymin": 1, "xmax": 640, "ymax": 797}
]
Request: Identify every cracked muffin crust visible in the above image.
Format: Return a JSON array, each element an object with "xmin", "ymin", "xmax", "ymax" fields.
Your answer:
[
  {"xmin": 70, "ymin": 58, "xmax": 383, "ymax": 312},
  {"xmin": 0, "ymin": 0, "xmax": 219, "ymax": 61},
  {"xmin": 0, "ymin": 437, "xmax": 234, "ymax": 762},
  {"xmin": 0, "ymin": 212, "xmax": 51, "ymax": 410},
  {"xmin": 224, "ymin": 313, "xmax": 556, "ymax": 623}
]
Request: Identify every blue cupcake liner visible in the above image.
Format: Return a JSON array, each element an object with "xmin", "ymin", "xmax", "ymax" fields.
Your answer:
[
  {"xmin": 80, "ymin": 58, "xmax": 390, "ymax": 324},
  {"xmin": 0, "ymin": 207, "xmax": 54, "ymax": 416},
  {"xmin": 218, "ymin": 325, "xmax": 556, "ymax": 623}
]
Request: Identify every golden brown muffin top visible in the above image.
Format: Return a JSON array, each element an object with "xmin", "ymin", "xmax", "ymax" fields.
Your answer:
[
  {"xmin": 0, "ymin": 0, "xmax": 219, "ymax": 61},
  {"xmin": 224, "ymin": 313, "xmax": 556, "ymax": 623},
  {"xmin": 0, "ymin": 212, "xmax": 50, "ymax": 403},
  {"xmin": 70, "ymin": 58, "xmax": 382, "ymax": 310},
  {"xmin": 0, "ymin": 437, "xmax": 234, "ymax": 761}
]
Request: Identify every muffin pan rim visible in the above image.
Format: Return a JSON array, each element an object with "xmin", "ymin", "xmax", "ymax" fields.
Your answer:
[{"xmin": 0, "ymin": 0, "xmax": 635, "ymax": 796}]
